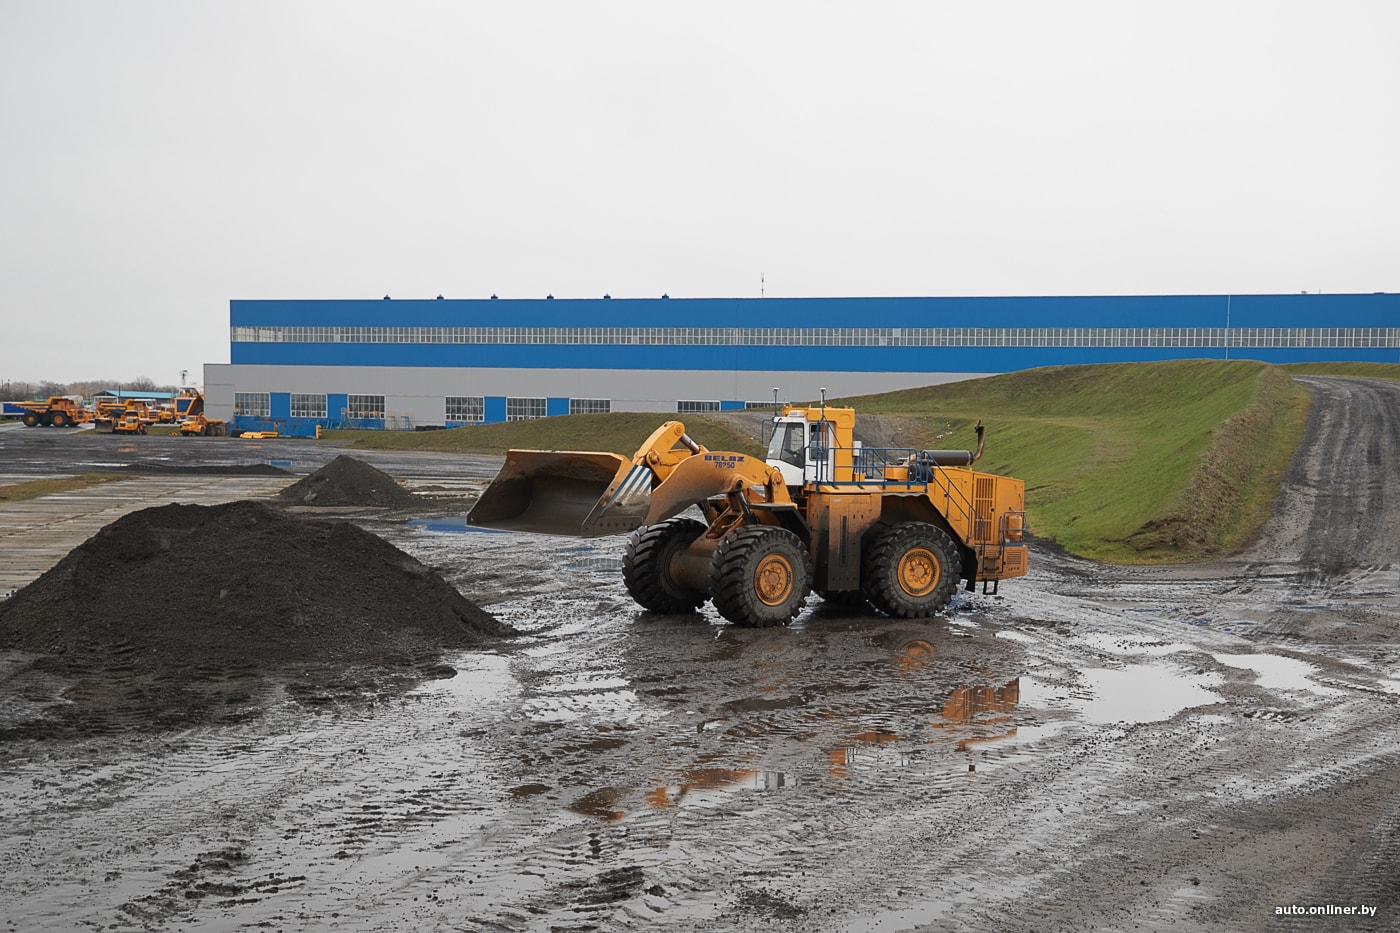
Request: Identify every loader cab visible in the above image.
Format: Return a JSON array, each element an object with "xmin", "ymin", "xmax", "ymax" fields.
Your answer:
[{"xmin": 765, "ymin": 406, "xmax": 857, "ymax": 486}]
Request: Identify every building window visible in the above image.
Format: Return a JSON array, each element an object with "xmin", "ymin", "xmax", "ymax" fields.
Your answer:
[
  {"xmin": 677, "ymin": 400, "xmax": 721, "ymax": 413},
  {"xmin": 569, "ymin": 398, "xmax": 610, "ymax": 415},
  {"xmin": 234, "ymin": 392, "xmax": 270, "ymax": 417},
  {"xmin": 227, "ymin": 323, "xmax": 1400, "ymax": 350},
  {"xmin": 506, "ymin": 397, "xmax": 547, "ymax": 421},
  {"xmin": 446, "ymin": 396, "xmax": 484, "ymax": 423},
  {"xmin": 290, "ymin": 393, "xmax": 327, "ymax": 418},
  {"xmin": 347, "ymin": 394, "xmax": 385, "ymax": 418}
]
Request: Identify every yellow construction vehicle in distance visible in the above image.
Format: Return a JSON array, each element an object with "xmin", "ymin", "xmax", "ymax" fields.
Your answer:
[
  {"xmin": 15, "ymin": 397, "xmax": 89, "ymax": 428},
  {"xmin": 175, "ymin": 393, "xmax": 227, "ymax": 436},
  {"xmin": 468, "ymin": 401, "xmax": 1028, "ymax": 627}
]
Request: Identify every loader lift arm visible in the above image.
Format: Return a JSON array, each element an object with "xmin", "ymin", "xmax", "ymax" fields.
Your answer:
[{"xmin": 467, "ymin": 421, "xmax": 794, "ymax": 537}]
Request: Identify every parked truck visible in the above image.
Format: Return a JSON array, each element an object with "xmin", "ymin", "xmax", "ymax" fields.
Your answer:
[
  {"xmin": 14, "ymin": 397, "xmax": 89, "ymax": 428},
  {"xmin": 94, "ymin": 400, "xmax": 156, "ymax": 435},
  {"xmin": 467, "ymin": 402, "xmax": 1027, "ymax": 627},
  {"xmin": 176, "ymin": 393, "xmax": 227, "ymax": 436}
]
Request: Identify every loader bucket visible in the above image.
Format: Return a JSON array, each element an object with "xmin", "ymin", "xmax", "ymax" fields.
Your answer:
[{"xmin": 467, "ymin": 450, "xmax": 632, "ymax": 536}]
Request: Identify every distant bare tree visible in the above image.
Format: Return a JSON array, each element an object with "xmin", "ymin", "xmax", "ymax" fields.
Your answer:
[
  {"xmin": 1, "ymin": 378, "xmax": 180, "ymax": 403},
  {"xmin": 0, "ymin": 381, "xmax": 37, "ymax": 401}
]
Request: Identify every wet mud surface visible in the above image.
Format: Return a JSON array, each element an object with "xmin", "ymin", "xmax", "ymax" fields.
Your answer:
[{"xmin": 2, "ymin": 377, "xmax": 1399, "ymax": 931}]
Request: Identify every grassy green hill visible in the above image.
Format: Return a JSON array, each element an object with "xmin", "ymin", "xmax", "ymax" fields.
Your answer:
[
  {"xmin": 832, "ymin": 360, "xmax": 1310, "ymax": 562},
  {"xmin": 326, "ymin": 360, "xmax": 1317, "ymax": 564}
]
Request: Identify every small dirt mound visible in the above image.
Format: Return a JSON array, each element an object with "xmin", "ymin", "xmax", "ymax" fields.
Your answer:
[
  {"xmin": 0, "ymin": 500, "xmax": 514, "ymax": 734},
  {"xmin": 278, "ymin": 455, "xmax": 420, "ymax": 507}
]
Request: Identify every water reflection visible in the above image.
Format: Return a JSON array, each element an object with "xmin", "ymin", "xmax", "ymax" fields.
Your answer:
[{"xmin": 646, "ymin": 767, "xmax": 796, "ymax": 808}]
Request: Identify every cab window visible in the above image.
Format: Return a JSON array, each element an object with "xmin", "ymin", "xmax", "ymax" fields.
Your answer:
[{"xmin": 767, "ymin": 422, "xmax": 807, "ymax": 469}]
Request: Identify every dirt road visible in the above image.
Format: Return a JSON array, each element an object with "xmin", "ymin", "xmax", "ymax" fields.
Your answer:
[{"xmin": 1, "ymin": 377, "xmax": 1397, "ymax": 931}]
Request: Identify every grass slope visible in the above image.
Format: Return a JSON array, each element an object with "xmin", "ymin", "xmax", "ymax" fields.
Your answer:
[{"xmin": 835, "ymin": 360, "xmax": 1310, "ymax": 563}]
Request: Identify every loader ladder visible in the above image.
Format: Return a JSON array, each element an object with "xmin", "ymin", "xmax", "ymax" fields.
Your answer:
[{"xmin": 975, "ymin": 510, "xmax": 1029, "ymax": 593}]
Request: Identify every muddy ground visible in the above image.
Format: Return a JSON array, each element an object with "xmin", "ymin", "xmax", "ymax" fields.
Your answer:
[{"xmin": 1, "ymin": 376, "xmax": 1398, "ymax": 932}]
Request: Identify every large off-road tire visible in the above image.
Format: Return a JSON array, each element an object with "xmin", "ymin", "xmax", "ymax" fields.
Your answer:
[
  {"xmin": 50, "ymin": 411, "xmax": 70, "ymax": 428},
  {"xmin": 22, "ymin": 412, "xmax": 39, "ymax": 427},
  {"xmin": 623, "ymin": 518, "xmax": 708, "ymax": 613},
  {"xmin": 710, "ymin": 526, "xmax": 811, "ymax": 627},
  {"xmin": 861, "ymin": 521, "xmax": 962, "ymax": 619}
]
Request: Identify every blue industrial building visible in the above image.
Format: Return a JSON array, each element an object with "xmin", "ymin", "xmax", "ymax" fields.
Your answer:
[{"xmin": 205, "ymin": 293, "xmax": 1399, "ymax": 436}]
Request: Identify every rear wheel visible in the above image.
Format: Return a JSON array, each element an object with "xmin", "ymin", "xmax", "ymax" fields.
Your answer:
[
  {"xmin": 862, "ymin": 522, "xmax": 961, "ymax": 618},
  {"xmin": 623, "ymin": 518, "xmax": 708, "ymax": 613},
  {"xmin": 710, "ymin": 526, "xmax": 810, "ymax": 627},
  {"xmin": 22, "ymin": 412, "xmax": 39, "ymax": 427}
]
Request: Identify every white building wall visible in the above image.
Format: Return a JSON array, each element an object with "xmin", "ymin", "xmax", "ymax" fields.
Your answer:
[{"xmin": 203, "ymin": 364, "xmax": 986, "ymax": 424}]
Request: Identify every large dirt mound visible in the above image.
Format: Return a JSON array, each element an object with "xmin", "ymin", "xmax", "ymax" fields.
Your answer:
[
  {"xmin": 0, "ymin": 500, "xmax": 514, "ymax": 734},
  {"xmin": 278, "ymin": 454, "xmax": 420, "ymax": 507}
]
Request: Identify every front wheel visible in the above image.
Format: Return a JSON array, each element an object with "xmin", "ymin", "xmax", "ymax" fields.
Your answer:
[
  {"xmin": 862, "ymin": 522, "xmax": 961, "ymax": 618},
  {"xmin": 710, "ymin": 526, "xmax": 811, "ymax": 627},
  {"xmin": 623, "ymin": 518, "xmax": 708, "ymax": 613},
  {"xmin": 50, "ymin": 412, "xmax": 70, "ymax": 428}
]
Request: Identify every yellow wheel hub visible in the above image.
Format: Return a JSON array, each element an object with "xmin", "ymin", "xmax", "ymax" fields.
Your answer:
[
  {"xmin": 897, "ymin": 547, "xmax": 940, "ymax": 597},
  {"xmin": 754, "ymin": 554, "xmax": 795, "ymax": 606}
]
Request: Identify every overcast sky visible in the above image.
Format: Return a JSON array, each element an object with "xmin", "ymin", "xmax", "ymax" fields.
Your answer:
[{"xmin": 2, "ymin": 1, "xmax": 1397, "ymax": 385}]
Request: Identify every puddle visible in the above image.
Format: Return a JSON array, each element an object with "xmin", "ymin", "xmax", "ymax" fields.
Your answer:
[
  {"xmin": 1212, "ymin": 653, "xmax": 1342, "ymax": 696},
  {"xmin": 412, "ymin": 653, "xmax": 518, "ymax": 707},
  {"xmin": 1022, "ymin": 663, "xmax": 1221, "ymax": 725},
  {"xmin": 646, "ymin": 768, "xmax": 797, "ymax": 808}
]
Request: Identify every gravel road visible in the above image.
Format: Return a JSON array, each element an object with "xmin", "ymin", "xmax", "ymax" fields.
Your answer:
[{"xmin": 0, "ymin": 376, "xmax": 1397, "ymax": 932}]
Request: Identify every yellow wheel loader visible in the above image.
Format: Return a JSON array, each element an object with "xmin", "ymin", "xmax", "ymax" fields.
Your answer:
[{"xmin": 467, "ymin": 404, "xmax": 1028, "ymax": 627}]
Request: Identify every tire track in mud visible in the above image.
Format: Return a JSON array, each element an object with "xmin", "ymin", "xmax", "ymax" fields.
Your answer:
[
  {"xmin": 413, "ymin": 539, "xmax": 1051, "ymax": 931},
  {"xmin": 0, "ymin": 681, "xmax": 516, "ymax": 932}
]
